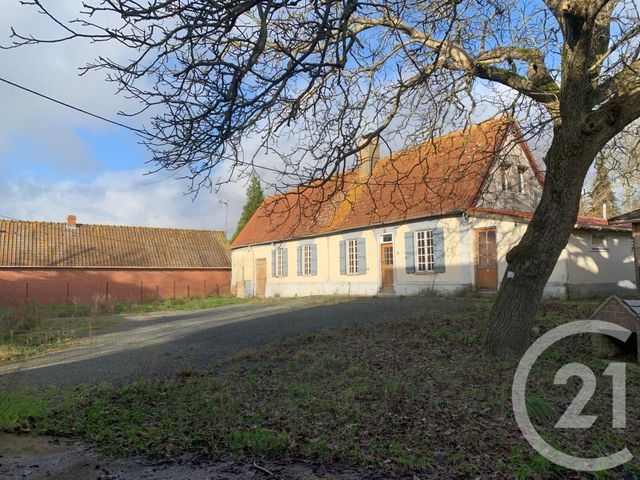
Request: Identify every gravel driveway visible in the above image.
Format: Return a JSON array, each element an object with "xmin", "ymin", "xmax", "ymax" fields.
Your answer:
[{"xmin": 0, "ymin": 296, "xmax": 467, "ymax": 388}]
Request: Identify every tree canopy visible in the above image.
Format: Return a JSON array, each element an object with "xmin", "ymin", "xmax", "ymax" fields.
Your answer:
[
  {"xmin": 586, "ymin": 157, "xmax": 620, "ymax": 217},
  {"xmin": 8, "ymin": 0, "xmax": 640, "ymax": 353},
  {"xmin": 232, "ymin": 174, "xmax": 265, "ymax": 242}
]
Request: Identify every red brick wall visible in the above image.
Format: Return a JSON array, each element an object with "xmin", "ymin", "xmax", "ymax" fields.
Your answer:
[{"xmin": 0, "ymin": 268, "xmax": 231, "ymax": 307}]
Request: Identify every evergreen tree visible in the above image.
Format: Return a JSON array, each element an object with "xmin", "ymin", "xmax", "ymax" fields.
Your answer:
[
  {"xmin": 232, "ymin": 174, "xmax": 264, "ymax": 241},
  {"xmin": 587, "ymin": 158, "xmax": 619, "ymax": 218}
]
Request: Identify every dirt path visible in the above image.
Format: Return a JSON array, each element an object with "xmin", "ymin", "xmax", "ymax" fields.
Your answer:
[
  {"xmin": 0, "ymin": 433, "xmax": 398, "ymax": 479},
  {"xmin": 0, "ymin": 296, "xmax": 450, "ymax": 388}
]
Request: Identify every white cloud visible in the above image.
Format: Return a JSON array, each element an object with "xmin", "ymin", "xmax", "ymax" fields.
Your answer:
[
  {"xmin": 0, "ymin": 168, "xmax": 248, "ymax": 234},
  {"xmin": 0, "ymin": 1, "xmax": 147, "ymax": 167},
  {"xmin": 0, "ymin": 2, "xmax": 256, "ymax": 232}
]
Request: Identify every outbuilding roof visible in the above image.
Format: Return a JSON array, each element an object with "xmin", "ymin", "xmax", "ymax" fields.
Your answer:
[
  {"xmin": 469, "ymin": 208, "xmax": 632, "ymax": 232},
  {"xmin": 233, "ymin": 117, "xmax": 541, "ymax": 247},
  {"xmin": 0, "ymin": 219, "xmax": 231, "ymax": 269},
  {"xmin": 609, "ymin": 209, "xmax": 640, "ymax": 224}
]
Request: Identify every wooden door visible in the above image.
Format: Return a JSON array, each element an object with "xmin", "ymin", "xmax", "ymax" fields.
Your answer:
[
  {"xmin": 380, "ymin": 243, "xmax": 394, "ymax": 291},
  {"xmin": 476, "ymin": 228, "xmax": 498, "ymax": 290},
  {"xmin": 255, "ymin": 258, "xmax": 267, "ymax": 297}
]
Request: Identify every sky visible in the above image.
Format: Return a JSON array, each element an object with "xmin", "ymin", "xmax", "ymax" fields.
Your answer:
[
  {"xmin": 0, "ymin": 2, "xmax": 574, "ymax": 237},
  {"xmin": 0, "ymin": 1, "xmax": 249, "ymax": 236}
]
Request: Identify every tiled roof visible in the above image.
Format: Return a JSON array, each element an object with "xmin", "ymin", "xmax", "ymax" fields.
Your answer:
[
  {"xmin": 233, "ymin": 117, "xmax": 526, "ymax": 247},
  {"xmin": 469, "ymin": 208, "xmax": 632, "ymax": 232},
  {"xmin": 609, "ymin": 209, "xmax": 640, "ymax": 224},
  {"xmin": 0, "ymin": 220, "xmax": 231, "ymax": 268}
]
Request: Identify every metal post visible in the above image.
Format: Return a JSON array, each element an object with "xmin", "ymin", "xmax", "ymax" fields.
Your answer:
[{"xmin": 219, "ymin": 199, "xmax": 229, "ymax": 238}]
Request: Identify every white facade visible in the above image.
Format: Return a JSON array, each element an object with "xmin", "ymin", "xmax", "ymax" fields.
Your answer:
[
  {"xmin": 231, "ymin": 213, "xmax": 636, "ymax": 299},
  {"xmin": 232, "ymin": 124, "xmax": 636, "ymax": 299}
]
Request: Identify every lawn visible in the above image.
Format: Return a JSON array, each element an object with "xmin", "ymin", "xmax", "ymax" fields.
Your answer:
[
  {"xmin": 2, "ymin": 298, "xmax": 638, "ymax": 478},
  {"xmin": 0, "ymin": 296, "xmax": 251, "ymax": 362}
]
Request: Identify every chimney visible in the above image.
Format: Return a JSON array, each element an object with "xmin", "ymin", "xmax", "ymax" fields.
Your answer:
[
  {"xmin": 602, "ymin": 202, "xmax": 608, "ymax": 219},
  {"xmin": 66, "ymin": 214, "xmax": 77, "ymax": 229},
  {"xmin": 357, "ymin": 137, "xmax": 380, "ymax": 182}
]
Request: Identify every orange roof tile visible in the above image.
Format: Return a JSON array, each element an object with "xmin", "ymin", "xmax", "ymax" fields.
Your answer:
[
  {"xmin": 232, "ymin": 117, "xmax": 522, "ymax": 247},
  {"xmin": 0, "ymin": 220, "xmax": 230, "ymax": 268}
]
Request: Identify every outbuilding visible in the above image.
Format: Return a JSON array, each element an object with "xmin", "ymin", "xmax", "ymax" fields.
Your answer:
[
  {"xmin": 590, "ymin": 295, "xmax": 640, "ymax": 362},
  {"xmin": 0, "ymin": 216, "xmax": 231, "ymax": 306}
]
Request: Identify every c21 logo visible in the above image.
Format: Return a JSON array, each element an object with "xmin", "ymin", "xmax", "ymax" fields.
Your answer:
[{"xmin": 512, "ymin": 320, "xmax": 633, "ymax": 471}]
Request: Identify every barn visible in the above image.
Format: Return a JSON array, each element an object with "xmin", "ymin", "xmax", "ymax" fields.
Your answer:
[{"xmin": 0, "ymin": 216, "xmax": 231, "ymax": 307}]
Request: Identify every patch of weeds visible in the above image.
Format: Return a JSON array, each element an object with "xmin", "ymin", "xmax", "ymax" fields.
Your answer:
[
  {"xmin": 526, "ymin": 395, "xmax": 556, "ymax": 423},
  {"xmin": 227, "ymin": 427, "xmax": 289, "ymax": 456},
  {"xmin": 450, "ymin": 451, "xmax": 479, "ymax": 476},
  {"xmin": 0, "ymin": 388, "xmax": 54, "ymax": 430},
  {"xmin": 305, "ymin": 438, "xmax": 332, "ymax": 460}
]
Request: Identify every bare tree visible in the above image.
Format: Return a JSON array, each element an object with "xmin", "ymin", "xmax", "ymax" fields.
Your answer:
[{"xmin": 6, "ymin": 0, "xmax": 640, "ymax": 354}]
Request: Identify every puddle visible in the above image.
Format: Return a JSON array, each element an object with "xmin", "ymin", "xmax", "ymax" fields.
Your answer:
[{"xmin": 0, "ymin": 433, "xmax": 388, "ymax": 479}]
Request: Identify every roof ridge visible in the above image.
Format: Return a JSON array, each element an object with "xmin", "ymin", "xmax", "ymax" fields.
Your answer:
[
  {"xmin": 0, "ymin": 218, "xmax": 225, "ymax": 235},
  {"xmin": 260, "ymin": 116, "xmax": 510, "ymax": 203}
]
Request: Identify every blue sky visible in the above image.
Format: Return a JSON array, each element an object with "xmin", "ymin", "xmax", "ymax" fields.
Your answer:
[{"xmin": 0, "ymin": 1, "xmax": 247, "ymax": 235}]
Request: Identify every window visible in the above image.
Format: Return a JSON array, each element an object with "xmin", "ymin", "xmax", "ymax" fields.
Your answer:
[
  {"xmin": 347, "ymin": 239, "xmax": 358, "ymax": 274},
  {"xmin": 592, "ymin": 233, "xmax": 607, "ymax": 251},
  {"xmin": 501, "ymin": 166, "xmax": 511, "ymax": 191},
  {"xmin": 303, "ymin": 244, "xmax": 312, "ymax": 275},
  {"xmin": 416, "ymin": 230, "xmax": 435, "ymax": 272},
  {"xmin": 275, "ymin": 248, "xmax": 284, "ymax": 276},
  {"xmin": 518, "ymin": 167, "xmax": 527, "ymax": 193},
  {"xmin": 382, "ymin": 233, "xmax": 392, "ymax": 243}
]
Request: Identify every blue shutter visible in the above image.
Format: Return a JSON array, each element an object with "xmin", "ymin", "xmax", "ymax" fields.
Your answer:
[
  {"xmin": 282, "ymin": 247, "xmax": 289, "ymax": 277},
  {"xmin": 271, "ymin": 249, "xmax": 276, "ymax": 277},
  {"xmin": 404, "ymin": 232, "xmax": 415, "ymax": 274},
  {"xmin": 433, "ymin": 228, "xmax": 446, "ymax": 273},
  {"xmin": 357, "ymin": 238, "xmax": 366, "ymax": 275},
  {"xmin": 339, "ymin": 240, "xmax": 346, "ymax": 275},
  {"xmin": 310, "ymin": 244, "xmax": 318, "ymax": 275},
  {"xmin": 297, "ymin": 245, "xmax": 302, "ymax": 276}
]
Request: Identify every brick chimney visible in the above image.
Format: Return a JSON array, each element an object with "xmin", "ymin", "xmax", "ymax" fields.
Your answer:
[
  {"xmin": 66, "ymin": 214, "xmax": 77, "ymax": 229},
  {"xmin": 357, "ymin": 137, "xmax": 380, "ymax": 182}
]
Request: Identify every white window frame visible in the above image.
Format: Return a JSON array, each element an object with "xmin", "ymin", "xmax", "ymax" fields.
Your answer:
[
  {"xmin": 275, "ymin": 248, "xmax": 284, "ymax": 276},
  {"xmin": 415, "ymin": 230, "xmax": 435, "ymax": 272},
  {"xmin": 591, "ymin": 232, "xmax": 608, "ymax": 251},
  {"xmin": 347, "ymin": 239, "xmax": 358, "ymax": 275},
  {"xmin": 501, "ymin": 166, "xmax": 511, "ymax": 192},
  {"xmin": 517, "ymin": 167, "xmax": 527, "ymax": 193},
  {"xmin": 302, "ymin": 244, "xmax": 312, "ymax": 276}
]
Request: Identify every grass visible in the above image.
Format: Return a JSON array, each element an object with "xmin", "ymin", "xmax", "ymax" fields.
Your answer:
[
  {"xmin": 3, "ymin": 298, "xmax": 638, "ymax": 477},
  {"xmin": 0, "ymin": 295, "xmax": 251, "ymax": 362}
]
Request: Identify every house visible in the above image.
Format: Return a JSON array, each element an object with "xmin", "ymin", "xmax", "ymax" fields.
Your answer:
[
  {"xmin": 609, "ymin": 209, "xmax": 640, "ymax": 291},
  {"xmin": 231, "ymin": 117, "xmax": 636, "ymax": 299},
  {"xmin": 0, "ymin": 216, "xmax": 231, "ymax": 307}
]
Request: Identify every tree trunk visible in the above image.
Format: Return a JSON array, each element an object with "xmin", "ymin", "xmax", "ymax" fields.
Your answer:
[{"xmin": 485, "ymin": 128, "xmax": 596, "ymax": 355}]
